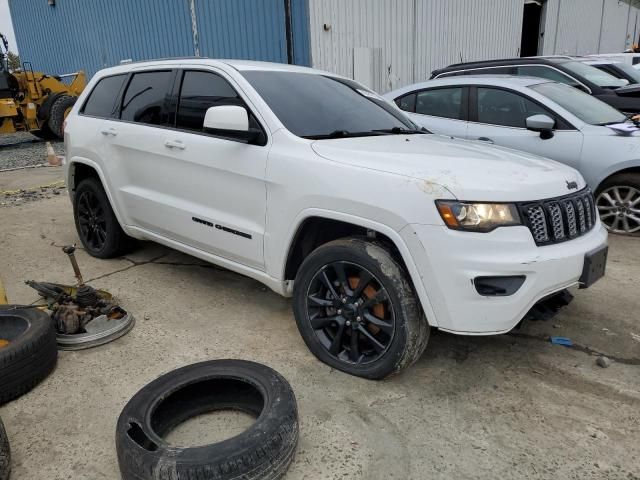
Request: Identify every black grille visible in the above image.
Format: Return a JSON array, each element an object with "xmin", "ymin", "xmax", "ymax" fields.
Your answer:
[{"xmin": 519, "ymin": 189, "xmax": 597, "ymax": 246}]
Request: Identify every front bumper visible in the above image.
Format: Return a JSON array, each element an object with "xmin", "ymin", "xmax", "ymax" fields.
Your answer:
[{"xmin": 401, "ymin": 221, "xmax": 608, "ymax": 335}]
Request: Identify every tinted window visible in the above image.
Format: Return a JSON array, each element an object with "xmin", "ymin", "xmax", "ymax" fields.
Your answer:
[
  {"xmin": 177, "ymin": 71, "xmax": 243, "ymax": 131},
  {"xmin": 477, "ymin": 87, "xmax": 550, "ymax": 128},
  {"xmin": 605, "ymin": 63, "xmax": 640, "ymax": 83},
  {"xmin": 82, "ymin": 74, "xmax": 126, "ymax": 118},
  {"xmin": 242, "ymin": 71, "xmax": 414, "ymax": 139},
  {"xmin": 516, "ymin": 66, "xmax": 576, "ymax": 85},
  {"xmin": 395, "ymin": 93, "xmax": 416, "ymax": 112},
  {"xmin": 531, "ymin": 82, "xmax": 626, "ymax": 125},
  {"xmin": 416, "ymin": 88, "xmax": 463, "ymax": 119},
  {"xmin": 121, "ymin": 71, "xmax": 173, "ymax": 125}
]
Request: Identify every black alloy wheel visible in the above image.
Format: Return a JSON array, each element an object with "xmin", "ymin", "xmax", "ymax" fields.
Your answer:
[
  {"xmin": 293, "ymin": 238, "xmax": 429, "ymax": 379},
  {"xmin": 306, "ymin": 261, "xmax": 395, "ymax": 365},
  {"xmin": 77, "ymin": 189, "xmax": 108, "ymax": 252},
  {"xmin": 73, "ymin": 177, "xmax": 133, "ymax": 258}
]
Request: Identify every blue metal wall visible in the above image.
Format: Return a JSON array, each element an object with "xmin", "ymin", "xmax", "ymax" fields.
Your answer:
[{"xmin": 8, "ymin": 0, "xmax": 311, "ymax": 77}]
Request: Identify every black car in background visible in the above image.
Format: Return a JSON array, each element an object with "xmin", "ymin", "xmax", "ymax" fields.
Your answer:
[
  {"xmin": 431, "ymin": 57, "xmax": 640, "ymax": 114},
  {"xmin": 582, "ymin": 59, "xmax": 640, "ymax": 85}
]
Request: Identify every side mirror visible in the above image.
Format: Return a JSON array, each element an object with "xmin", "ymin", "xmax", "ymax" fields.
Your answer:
[
  {"xmin": 203, "ymin": 105, "xmax": 260, "ymax": 143},
  {"xmin": 526, "ymin": 114, "xmax": 555, "ymax": 140}
]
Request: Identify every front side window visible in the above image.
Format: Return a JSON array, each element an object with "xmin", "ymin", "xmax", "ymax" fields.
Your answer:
[
  {"xmin": 530, "ymin": 82, "xmax": 626, "ymax": 125},
  {"xmin": 241, "ymin": 71, "xmax": 415, "ymax": 139},
  {"xmin": 476, "ymin": 87, "xmax": 550, "ymax": 128},
  {"xmin": 516, "ymin": 66, "xmax": 577, "ymax": 86},
  {"xmin": 415, "ymin": 88, "xmax": 463, "ymax": 119},
  {"xmin": 120, "ymin": 71, "xmax": 173, "ymax": 125},
  {"xmin": 176, "ymin": 70, "xmax": 243, "ymax": 131},
  {"xmin": 82, "ymin": 74, "xmax": 127, "ymax": 118}
]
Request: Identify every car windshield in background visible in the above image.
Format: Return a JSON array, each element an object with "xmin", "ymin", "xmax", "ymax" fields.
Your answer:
[
  {"xmin": 531, "ymin": 82, "xmax": 627, "ymax": 125},
  {"xmin": 241, "ymin": 71, "xmax": 418, "ymax": 139},
  {"xmin": 559, "ymin": 61, "xmax": 628, "ymax": 88},
  {"xmin": 610, "ymin": 62, "xmax": 640, "ymax": 83}
]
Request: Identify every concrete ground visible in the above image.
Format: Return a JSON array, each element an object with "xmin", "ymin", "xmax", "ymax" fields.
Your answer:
[{"xmin": 0, "ymin": 168, "xmax": 639, "ymax": 480}]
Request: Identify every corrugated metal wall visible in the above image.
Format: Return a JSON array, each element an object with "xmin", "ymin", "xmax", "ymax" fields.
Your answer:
[
  {"xmin": 542, "ymin": 0, "xmax": 640, "ymax": 55},
  {"xmin": 9, "ymin": 0, "xmax": 311, "ymax": 77},
  {"xmin": 308, "ymin": 0, "xmax": 524, "ymax": 92}
]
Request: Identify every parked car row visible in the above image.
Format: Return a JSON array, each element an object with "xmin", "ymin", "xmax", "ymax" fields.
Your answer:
[{"xmin": 63, "ymin": 58, "xmax": 609, "ymax": 380}]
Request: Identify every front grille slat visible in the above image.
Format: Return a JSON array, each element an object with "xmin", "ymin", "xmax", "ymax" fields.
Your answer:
[{"xmin": 520, "ymin": 189, "xmax": 596, "ymax": 246}]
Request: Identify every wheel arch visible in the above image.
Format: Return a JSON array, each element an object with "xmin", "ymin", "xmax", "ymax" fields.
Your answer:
[
  {"xmin": 281, "ymin": 210, "xmax": 439, "ymax": 327},
  {"xmin": 594, "ymin": 163, "xmax": 640, "ymax": 193},
  {"xmin": 67, "ymin": 158, "xmax": 130, "ymax": 235}
]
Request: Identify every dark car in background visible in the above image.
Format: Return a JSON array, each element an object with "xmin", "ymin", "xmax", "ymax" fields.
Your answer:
[{"xmin": 431, "ymin": 57, "xmax": 640, "ymax": 114}]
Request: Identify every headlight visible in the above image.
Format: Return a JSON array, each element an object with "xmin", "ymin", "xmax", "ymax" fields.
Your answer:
[{"xmin": 435, "ymin": 201, "xmax": 521, "ymax": 232}]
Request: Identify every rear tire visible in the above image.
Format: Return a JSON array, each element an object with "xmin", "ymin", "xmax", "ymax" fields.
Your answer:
[
  {"xmin": 293, "ymin": 238, "xmax": 429, "ymax": 379},
  {"xmin": 47, "ymin": 95, "xmax": 76, "ymax": 138},
  {"xmin": 73, "ymin": 177, "xmax": 133, "ymax": 258},
  {"xmin": 595, "ymin": 173, "xmax": 640, "ymax": 235}
]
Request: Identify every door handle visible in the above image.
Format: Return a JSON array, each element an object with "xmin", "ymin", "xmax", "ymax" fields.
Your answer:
[
  {"xmin": 164, "ymin": 140, "xmax": 186, "ymax": 150},
  {"xmin": 477, "ymin": 137, "xmax": 494, "ymax": 144},
  {"xmin": 100, "ymin": 127, "xmax": 118, "ymax": 136}
]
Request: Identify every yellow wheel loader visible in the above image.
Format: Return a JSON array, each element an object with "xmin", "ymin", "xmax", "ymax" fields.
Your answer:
[{"xmin": 0, "ymin": 33, "xmax": 85, "ymax": 140}]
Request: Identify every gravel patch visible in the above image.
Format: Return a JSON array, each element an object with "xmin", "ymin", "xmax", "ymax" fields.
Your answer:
[{"xmin": 0, "ymin": 132, "xmax": 64, "ymax": 170}]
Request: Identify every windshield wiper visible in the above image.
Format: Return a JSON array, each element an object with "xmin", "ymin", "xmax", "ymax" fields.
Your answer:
[
  {"xmin": 373, "ymin": 127, "xmax": 429, "ymax": 135},
  {"xmin": 302, "ymin": 130, "xmax": 387, "ymax": 140}
]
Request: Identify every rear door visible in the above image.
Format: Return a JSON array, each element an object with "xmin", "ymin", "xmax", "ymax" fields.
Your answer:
[
  {"xmin": 393, "ymin": 86, "xmax": 468, "ymax": 138},
  {"xmin": 466, "ymin": 86, "xmax": 584, "ymax": 170},
  {"xmin": 99, "ymin": 69, "xmax": 179, "ymax": 232}
]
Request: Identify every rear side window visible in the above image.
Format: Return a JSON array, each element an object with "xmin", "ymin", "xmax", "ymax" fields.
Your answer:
[
  {"xmin": 516, "ymin": 66, "xmax": 576, "ymax": 86},
  {"xmin": 176, "ymin": 70, "xmax": 243, "ymax": 132},
  {"xmin": 394, "ymin": 93, "xmax": 416, "ymax": 112},
  {"xmin": 82, "ymin": 74, "xmax": 126, "ymax": 118},
  {"xmin": 416, "ymin": 88, "xmax": 463, "ymax": 119},
  {"xmin": 121, "ymin": 71, "xmax": 173, "ymax": 126}
]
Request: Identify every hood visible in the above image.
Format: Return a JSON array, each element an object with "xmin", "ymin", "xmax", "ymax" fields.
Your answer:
[{"xmin": 311, "ymin": 134, "xmax": 585, "ymax": 202}]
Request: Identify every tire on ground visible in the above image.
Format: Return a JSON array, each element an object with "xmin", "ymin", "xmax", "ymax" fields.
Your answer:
[
  {"xmin": 47, "ymin": 95, "xmax": 76, "ymax": 138},
  {"xmin": 0, "ymin": 417, "xmax": 9, "ymax": 480},
  {"xmin": 116, "ymin": 360, "xmax": 299, "ymax": 480},
  {"xmin": 31, "ymin": 124, "xmax": 57, "ymax": 140},
  {"xmin": 73, "ymin": 177, "xmax": 134, "ymax": 258},
  {"xmin": 0, "ymin": 306, "xmax": 58, "ymax": 405},
  {"xmin": 293, "ymin": 237, "xmax": 430, "ymax": 379}
]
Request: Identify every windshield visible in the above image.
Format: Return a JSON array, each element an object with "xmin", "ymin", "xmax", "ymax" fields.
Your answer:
[
  {"xmin": 241, "ymin": 71, "xmax": 417, "ymax": 139},
  {"xmin": 560, "ymin": 61, "xmax": 627, "ymax": 88},
  {"xmin": 531, "ymin": 82, "xmax": 627, "ymax": 125},
  {"xmin": 609, "ymin": 62, "xmax": 640, "ymax": 83}
]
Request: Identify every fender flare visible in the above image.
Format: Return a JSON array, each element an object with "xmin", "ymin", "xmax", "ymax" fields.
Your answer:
[
  {"xmin": 67, "ymin": 158, "xmax": 130, "ymax": 234},
  {"xmin": 281, "ymin": 208, "xmax": 440, "ymax": 327}
]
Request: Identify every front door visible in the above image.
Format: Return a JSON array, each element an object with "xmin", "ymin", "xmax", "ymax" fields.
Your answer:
[{"xmin": 466, "ymin": 86, "xmax": 584, "ymax": 171}]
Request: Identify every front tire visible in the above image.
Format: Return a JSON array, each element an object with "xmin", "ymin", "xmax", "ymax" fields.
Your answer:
[
  {"xmin": 47, "ymin": 95, "xmax": 76, "ymax": 138},
  {"xmin": 73, "ymin": 177, "xmax": 133, "ymax": 258},
  {"xmin": 596, "ymin": 173, "xmax": 640, "ymax": 235},
  {"xmin": 293, "ymin": 238, "xmax": 429, "ymax": 379}
]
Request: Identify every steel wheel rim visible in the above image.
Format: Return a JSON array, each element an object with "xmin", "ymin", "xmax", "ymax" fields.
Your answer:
[
  {"xmin": 305, "ymin": 261, "xmax": 396, "ymax": 365},
  {"xmin": 596, "ymin": 186, "xmax": 640, "ymax": 234},
  {"xmin": 77, "ymin": 191, "xmax": 108, "ymax": 250}
]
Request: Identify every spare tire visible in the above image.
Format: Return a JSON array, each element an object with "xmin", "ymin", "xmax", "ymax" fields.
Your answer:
[
  {"xmin": 116, "ymin": 360, "xmax": 299, "ymax": 480},
  {"xmin": 0, "ymin": 306, "xmax": 58, "ymax": 405},
  {"xmin": 0, "ymin": 417, "xmax": 10, "ymax": 480}
]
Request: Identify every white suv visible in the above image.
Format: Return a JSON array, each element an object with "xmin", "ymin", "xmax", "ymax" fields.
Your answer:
[{"xmin": 64, "ymin": 59, "xmax": 608, "ymax": 379}]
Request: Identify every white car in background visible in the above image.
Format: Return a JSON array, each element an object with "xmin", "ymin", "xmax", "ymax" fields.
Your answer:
[{"xmin": 385, "ymin": 76, "xmax": 640, "ymax": 234}]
